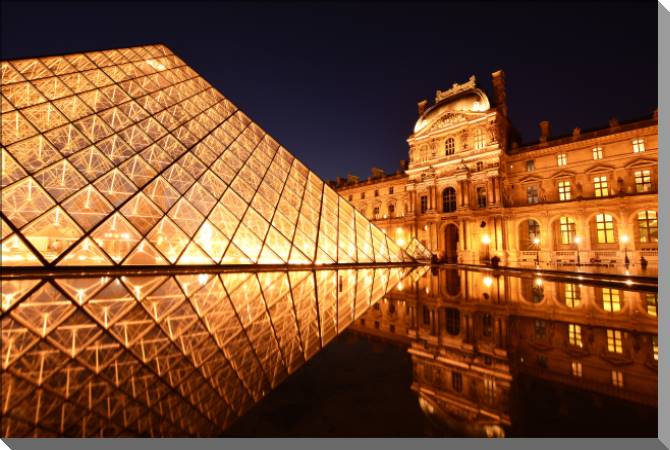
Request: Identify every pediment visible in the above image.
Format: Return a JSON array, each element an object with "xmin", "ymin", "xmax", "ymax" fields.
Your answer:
[
  {"xmin": 518, "ymin": 175, "xmax": 544, "ymax": 184},
  {"xmin": 584, "ymin": 163, "xmax": 616, "ymax": 174},
  {"xmin": 550, "ymin": 169, "xmax": 577, "ymax": 179},
  {"xmin": 624, "ymin": 156, "xmax": 656, "ymax": 170}
]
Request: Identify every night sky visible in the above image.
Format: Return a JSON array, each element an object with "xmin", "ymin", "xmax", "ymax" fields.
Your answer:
[{"xmin": 1, "ymin": 1, "xmax": 658, "ymax": 182}]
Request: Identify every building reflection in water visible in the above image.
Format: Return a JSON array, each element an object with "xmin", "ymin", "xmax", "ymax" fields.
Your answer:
[
  {"xmin": 350, "ymin": 267, "xmax": 658, "ymax": 437},
  {"xmin": 1, "ymin": 266, "xmax": 416, "ymax": 437}
]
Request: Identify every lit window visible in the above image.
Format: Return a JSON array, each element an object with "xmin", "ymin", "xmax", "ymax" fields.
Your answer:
[
  {"xmin": 442, "ymin": 187, "xmax": 456, "ymax": 213},
  {"xmin": 557, "ymin": 153, "xmax": 567, "ymax": 166},
  {"xmin": 637, "ymin": 210, "xmax": 658, "ymax": 243},
  {"xmin": 632, "ymin": 138, "xmax": 645, "ymax": 153},
  {"xmin": 452, "ymin": 371, "xmax": 463, "ymax": 392},
  {"xmin": 593, "ymin": 147, "xmax": 603, "ymax": 160},
  {"xmin": 634, "ymin": 170, "xmax": 652, "ymax": 193},
  {"xmin": 477, "ymin": 187, "xmax": 487, "ymax": 208},
  {"xmin": 474, "ymin": 128, "xmax": 486, "ymax": 150},
  {"xmin": 593, "ymin": 176, "xmax": 609, "ymax": 197},
  {"xmin": 646, "ymin": 293, "xmax": 657, "ymax": 316},
  {"xmin": 420, "ymin": 195, "xmax": 428, "ymax": 214},
  {"xmin": 445, "ymin": 137, "xmax": 455, "ymax": 156},
  {"xmin": 526, "ymin": 160, "xmax": 535, "ymax": 172},
  {"xmin": 607, "ymin": 329, "xmax": 623, "ymax": 353},
  {"xmin": 602, "ymin": 288, "xmax": 621, "ymax": 312},
  {"xmin": 559, "ymin": 216, "xmax": 576, "ymax": 244},
  {"xmin": 565, "ymin": 284, "xmax": 581, "ymax": 307},
  {"xmin": 484, "ymin": 376, "xmax": 496, "ymax": 403},
  {"xmin": 528, "ymin": 219, "xmax": 540, "ymax": 243},
  {"xmin": 611, "ymin": 369, "xmax": 624, "ymax": 388},
  {"xmin": 527, "ymin": 186, "xmax": 539, "ymax": 204},
  {"xmin": 595, "ymin": 213, "xmax": 615, "ymax": 243},
  {"xmin": 652, "ymin": 335, "xmax": 658, "ymax": 361},
  {"xmin": 571, "ymin": 361, "xmax": 583, "ymax": 378},
  {"xmin": 568, "ymin": 323, "xmax": 583, "ymax": 348},
  {"xmin": 558, "ymin": 180, "xmax": 571, "ymax": 201}
]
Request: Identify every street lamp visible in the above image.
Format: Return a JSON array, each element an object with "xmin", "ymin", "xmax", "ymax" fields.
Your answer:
[
  {"xmin": 481, "ymin": 234, "xmax": 491, "ymax": 263},
  {"xmin": 574, "ymin": 236, "xmax": 582, "ymax": 266},
  {"xmin": 621, "ymin": 234, "xmax": 630, "ymax": 266},
  {"xmin": 532, "ymin": 237, "xmax": 541, "ymax": 265}
]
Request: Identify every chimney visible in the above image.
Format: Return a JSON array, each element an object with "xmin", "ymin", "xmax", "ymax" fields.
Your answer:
[
  {"xmin": 609, "ymin": 117, "xmax": 619, "ymax": 128},
  {"xmin": 491, "ymin": 70, "xmax": 507, "ymax": 117},
  {"xmin": 539, "ymin": 120, "xmax": 550, "ymax": 143},
  {"xmin": 371, "ymin": 167, "xmax": 385, "ymax": 179},
  {"xmin": 346, "ymin": 173, "xmax": 359, "ymax": 184},
  {"xmin": 572, "ymin": 127, "xmax": 581, "ymax": 139},
  {"xmin": 417, "ymin": 99, "xmax": 428, "ymax": 116}
]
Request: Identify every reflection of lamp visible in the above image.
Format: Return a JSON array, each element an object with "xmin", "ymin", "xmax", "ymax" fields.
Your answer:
[
  {"xmin": 621, "ymin": 234, "xmax": 630, "ymax": 266},
  {"xmin": 532, "ymin": 237, "xmax": 540, "ymax": 264},
  {"xmin": 481, "ymin": 234, "xmax": 491, "ymax": 263},
  {"xmin": 574, "ymin": 236, "xmax": 582, "ymax": 266}
]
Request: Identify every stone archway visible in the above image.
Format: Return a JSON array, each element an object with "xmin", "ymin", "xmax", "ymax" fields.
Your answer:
[{"xmin": 444, "ymin": 223, "xmax": 459, "ymax": 263}]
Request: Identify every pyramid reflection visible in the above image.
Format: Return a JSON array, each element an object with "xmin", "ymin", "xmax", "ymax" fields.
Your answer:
[
  {"xmin": 1, "ymin": 44, "xmax": 412, "ymax": 267},
  {"xmin": 1, "ymin": 266, "xmax": 419, "ymax": 436}
]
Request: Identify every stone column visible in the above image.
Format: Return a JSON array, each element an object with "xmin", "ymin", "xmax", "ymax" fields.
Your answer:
[{"xmin": 463, "ymin": 181, "xmax": 470, "ymax": 208}]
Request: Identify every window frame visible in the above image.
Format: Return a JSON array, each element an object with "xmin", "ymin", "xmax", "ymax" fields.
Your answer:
[{"xmin": 558, "ymin": 180, "xmax": 571, "ymax": 201}]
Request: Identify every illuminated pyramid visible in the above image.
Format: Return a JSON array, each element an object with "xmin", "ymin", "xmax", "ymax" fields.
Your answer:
[
  {"xmin": 404, "ymin": 237, "xmax": 432, "ymax": 261},
  {"xmin": 1, "ymin": 44, "xmax": 412, "ymax": 267}
]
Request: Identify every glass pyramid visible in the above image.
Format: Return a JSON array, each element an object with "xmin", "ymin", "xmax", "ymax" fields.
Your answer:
[
  {"xmin": 1, "ymin": 44, "xmax": 412, "ymax": 267},
  {"xmin": 1, "ymin": 267, "xmax": 416, "ymax": 436},
  {"xmin": 404, "ymin": 237, "xmax": 432, "ymax": 261}
]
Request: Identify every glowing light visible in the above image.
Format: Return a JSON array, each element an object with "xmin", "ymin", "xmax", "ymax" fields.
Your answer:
[
  {"xmin": 483, "ymin": 276, "xmax": 493, "ymax": 287},
  {"xmin": 532, "ymin": 237, "xmax": 540, "ymax": 245},
  {"xmin": 534, "ymin": 277, "xmax": 543, "ymax": 287},
  {"xmin": 574, "ymin": 236, "xmax": 582, "ymax": 245},
  {"xmin": 621, "ymin": 235, "xmax": 629, "ymax": 244},
  {"xmin": 481, "ymin": 234, "xmax": 491, "ymax": 245}
]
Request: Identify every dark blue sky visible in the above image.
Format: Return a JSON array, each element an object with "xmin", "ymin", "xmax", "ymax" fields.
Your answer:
[{"xmin": 1, "ymin": 1, "xmax": 658, "ymax": 182}]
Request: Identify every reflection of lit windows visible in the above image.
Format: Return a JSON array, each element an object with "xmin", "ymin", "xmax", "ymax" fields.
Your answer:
[
  {"xmin": 445, "ymin": 137, "xmax": 455, "ymax": 156},
  {"xmin": 607, "ymin": 329, "xmax": 623, "ymax": 353},
  {"xmin": 632, "ymin": 138, "xmax": 645, "ymax": 153},
  {"xmin": 558, "ymin": 180, "xmax": 571, "ymax": 201},
  {"xmin": 602, "ymin": 288, "xmax": 621, "ymax": 312},
  {"xmin": 592, "ymin": 147, "xmax": 603, "ymax": 160},
  {"xmin": 565, "ymin": 284, "xmax": 581, "ymax": 307},
  {"xmin": 646, "ymin": 293, "xmax": 657, "ymax": 316},
  {"xmin": 611, "ymin": 369, "xmax": 624, "ymax": 388},
  {"xmin": 638, "ymin": 210, "xmax": 658, "ymax": 243},
  {"xmin": 652, "ymin": 336, "xmax": 658, "ymax": 361},
  {"xmin": 559, "ymin": 216, "xmax": 576, "ymax": 244},
  {"xmin": 422, "ymin": 306, "xmax": 431, "ymax": 325},
  {"xmin": 557, "ymin": 153, "xmax": 567, "ymax": 166},
  {"xmin": 571, "ymin": 361, "xmax": 583, "ymax": 378},
  {"xmin": 593, "ymin": 176, "xmax": 609, "ymax": 197},
  {"xmin": 527, "ymin": 186, "xmax": 539, "ymax": 204},
  {"xmin": 484, "ymin": 376, "xmax": 496, "ymax": 403},
  {"xmin": 482, "ymin": 313, "xmax": 493, "ymax": 337},
  {"xmin": 634, "ymin": 170, "xmax": 652, "ymax": 193},
  {"xmin": 568, "ymin": 324, "xmax": 583, "ymax": 348},
  {"xmin": 445, "ymin": 308, "xmax": 460, "ymax": 335},
  {"xmin": 534, "ymin": 320, "xmax": 547, "ymax": 339},
  {"xmin": 595, "ymin": 213, "xmax": 615, "ymax": 243},
  {"xmin": 452, "ymin": 372, "xmax": 463, "ymax": 392}
]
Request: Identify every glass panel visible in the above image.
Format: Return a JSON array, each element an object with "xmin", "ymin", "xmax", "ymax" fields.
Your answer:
[{"xmin": 21, "ymin": 206, "xmax": 83, "ymax": 262}]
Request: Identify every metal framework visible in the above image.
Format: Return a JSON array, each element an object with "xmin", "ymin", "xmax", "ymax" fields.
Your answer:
[
  {"xmin": 1, "ymin": 44, "xmax": 412, "ymax": 268},
  {"xmin": 1, "ymin": 266, "xmax": 416, "ymax": 436}
]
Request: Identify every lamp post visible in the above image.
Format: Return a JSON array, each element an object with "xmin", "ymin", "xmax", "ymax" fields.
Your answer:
[
  {"xmin": 532, "ymin": 237, "xmax": 541, "ymax": 265},
  {"xmin": 574, "ymin": 236, "xmax": 582, "ymax": 266},
  {"xmin": 481, "ymin": 234, "xmax": 491, "ymax": 264},
  {"xmin": 621, "ymin": 234, "xmax": 630, "ymax": 266}
]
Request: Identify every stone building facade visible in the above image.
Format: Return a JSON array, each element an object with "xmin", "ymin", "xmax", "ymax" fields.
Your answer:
[{"xmin": 333, "ymin": 72, "xmax": 658, "ymax": 265}]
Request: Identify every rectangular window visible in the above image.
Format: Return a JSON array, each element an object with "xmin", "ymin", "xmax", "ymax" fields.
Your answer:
[
  {"xmin": 476, "ymin": 161, "xmax": 484, "ymax": 171},
  {"xmin": 527, "ymin": 186, "xmax": 539, "ymax": 204},
  {"xmin": 559, "ymin": 216, "xmax": 576, "ymax": 244},
  {"xmin": 565, "ymin": 284, "xmax": 581, "ymax": 307},
  {"xmin": 638, "ymin": 210, "xmax": 658, "ymax": 243},
  {"xmin": 634, "ymin": 170, "xmax": 652, "ymax": 193},
  {"xmin": 482, "ymin": 313, "xmax": 493, "ymax": 337},
  {"xmin": 653, "ymin": 336, "xmax": 658, "ymax": 361},
  {"xmin": 593, "ymin": 176, "xmax": 609, "ymax": 197},
  {"xmin": 632, "ymin": 138, "xmax": 645, "ymax": 153},
  {"xmin": 474, "ymin": 128, "xmax": 486, "ymax": 150},
  {"xmin": 646, "ymin": 293, "xmax": 657, "ymax": 316},
  {"xmin": 557, "ymin": 153, "xmax": 567, "ymax": 166},
  {"xmin": 593, "ymin": 147, "xmax": 603, "ymax": 160},
  {"xmin": 348, "ymin": 194, "xmax": 353, "ymax": 201},
  {"xmin": 558, "ymin": 180, "xmax": 571, "ymax": 201},
  {"xmin": 452, "ymin": 372, "xmax": 463, "ymax": 392},
  {"xmin": 361, "ymin": 192, "xmax": 365, "ymax": 199},
  {"xmin": 422, "ymin": 306, "xmax": 431, "ymax": 325},
  {"xmin": 607, "ymin": 329, "xmax": 623, "ymax": 353},
  {"xmin": 595, "ymin": 213, "xmax": 615, "ymax": 243},
  {"xmin": 389, "ymin": 186, "xmax": 394, "ymax": 194},
  {"xmin": 611, "ymin": 369, "xmax": 624, "ymax": 388},
  {"xmin": 602, "ymin": 288, "xmax": 621, "ymax": 312},
  {"xmin": 484, "ymin": 376, "xmax": 496, "ymax": 403},
  {"xmin": 373, "ymin": 206, "xmax": 380, "ymax": 218},
  {"xmin": 534, "ymin": 320, "xmax": 547, "ymax": 339},
  {"xmin": 477, "ymin": 187, "xmax": 487, "ymax": 208},
  {"xmin": 388, "ymin": 204, "xmax": 395, "ymax": 216},
  {"xmin": 571, "ymin": 361, "xmax": 583, "ymax": 378},
  {"xmin": 568, "ymin": 324, "xmax": 583, "ymax": 348},
  {"xmin": 526, "ymin": 160, "xmax": 535, "ymax": 172},
  {"xmin": 374, "ymin": 189, "xmax": 379, "ymax": 197},
  {"xmin": 420, "ymin": 195, "xmax": 428, "ymax": 213}
]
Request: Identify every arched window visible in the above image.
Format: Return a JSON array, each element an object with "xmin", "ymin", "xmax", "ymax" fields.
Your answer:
[
  {"xmin": 474, "ymin": 128, "xmax": 486, "ymax": 150},
  {"xmin": 528, "ymin": 219, "xmax": 540, "ymax": 242},
  {"xmin": 637, "ymin": 210, "xmax": 658, "ymax": 243},
  {"xmin": 445, "ymin": 308, "xmax": 460, "ymax": 335},
  {"xmin": 442, "ymin": 187, "xmax": 457, "ymax": 212},
  {"xmin": 595, "ymin": 213, "xmax": 615, "ymax": 243},
  {"xmin": 559, "ymin": 217, "xmax": 576, "ymax": 244},
  {"xmin": 445, "ymin": 137, "xmax": 455, "ymax": 156}
]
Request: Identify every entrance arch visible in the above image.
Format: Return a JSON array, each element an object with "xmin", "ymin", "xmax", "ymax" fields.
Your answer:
[{"xmin": 444, "ymin": 223, "xmax": 459, "ymax": 263}]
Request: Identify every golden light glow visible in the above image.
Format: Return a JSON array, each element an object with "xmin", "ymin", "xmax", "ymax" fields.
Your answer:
[
  {"xmin": 481, "ymin": 234, "xmax": 491, "ymax": 245},
  {"xmin": 483, "ymin": 276, "xmax": 493, "ymax": 287}
]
